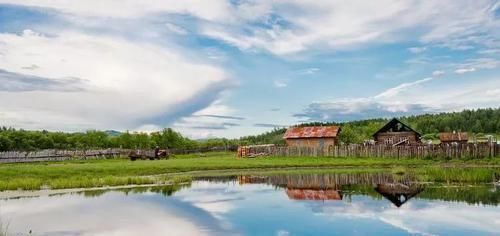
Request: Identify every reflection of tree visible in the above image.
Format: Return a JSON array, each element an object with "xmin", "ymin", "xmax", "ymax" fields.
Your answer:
[
  {"xmin": 417, "ymin": 185, "xmax": 499, "ymax": 206},
  {"xmin": 79, "ymin": 184, "xmax": 190, "ymax": 198},
  {"xmin": 235, "ymin": 173, "xmax": 500, "ymax": 206}
]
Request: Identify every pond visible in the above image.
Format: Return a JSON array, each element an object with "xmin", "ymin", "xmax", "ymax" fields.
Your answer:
[{"xmin": 1, "ymin": 172, "xmax": 499, "ymax": 236}]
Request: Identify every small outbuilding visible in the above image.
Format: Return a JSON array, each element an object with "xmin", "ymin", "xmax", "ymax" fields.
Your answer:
[
  {"xmin": 373, "ymin": 118, "xmax": 421, "ymax": 146},
  {"xmin": 283, "ymin": 126, "xmax": 341, "ymax": 149},
  {"xmin": 439, "ymin": 131, "xmax": 468, "ymax": 145}
]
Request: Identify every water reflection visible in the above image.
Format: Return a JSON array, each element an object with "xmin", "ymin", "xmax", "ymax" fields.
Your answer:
[
  {"xmin": 236, "ymin": 173, "xmax": 426, "ymax": 207},
  {"xmin": 0, "ymin": 172, "xmax": 499, "ymax": 236}
]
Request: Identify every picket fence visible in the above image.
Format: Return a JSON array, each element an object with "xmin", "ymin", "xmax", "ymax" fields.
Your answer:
[{"xmin": 251, "ymin": 143, "xmax": 499, "ymax": 159}]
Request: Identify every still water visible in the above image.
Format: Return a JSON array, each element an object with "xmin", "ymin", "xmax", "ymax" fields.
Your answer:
[{"xmin": 1, "ymin": 173, "xmax": 499, "ymax": 236}]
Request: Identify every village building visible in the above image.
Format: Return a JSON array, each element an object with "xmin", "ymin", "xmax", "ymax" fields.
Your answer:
[
  {"xmin": 283, "ymin": 126, "xmax": 341, "ymax": 149},
  {"xmin": 373, "ymin": 118, "xmax": 421, "ymax": 145},
  {"xmin": 439, "ymin": 131, "xmax": 468, "ymax": 145}
]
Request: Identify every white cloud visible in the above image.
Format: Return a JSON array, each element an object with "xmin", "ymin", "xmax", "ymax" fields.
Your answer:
[
  {"xmin": 274, "ymin": 80, "xmax": 288, "ymax": 88},
  {"xmin": 200, "ymin": 0, "xmax": 498, "ymax": 55},
  {"xmin": 165, "ymin": 23, "xmax": 188, "ymax": 35},
  {"xmin": 375, "ymin": 77, "xmax": 434, "ymax": 99},
  {"xmin": 0, "ymin": 0, "xmax": 233, "ymax": 21},
  {"xmin": 454, "ymin": 68, "xmax": 476, "ymax": 74},
  {"xmin": 299, "ymin": 68, "xmax": 320, "ymax": 75},
  {"xmin": 295, "ymin": 75, "xmax": 500, "ymax": 121},
  {"xmin": 408, "ymin": 47, "xmax": 427, "ymax": 54},
  {"xmin": 171, "ymin": 102, "xmax": 243, "ymax": 139},
  {"xmin": 0, "ymin": 29, "xmax": 231, "ymax": 131},
  {"xmin": 2, "ymin": 1, "xmax": 497, "ymax": 56},
  {"xmin": 431, "ymin": 70, "xmax": 445, "ymax": 77}
]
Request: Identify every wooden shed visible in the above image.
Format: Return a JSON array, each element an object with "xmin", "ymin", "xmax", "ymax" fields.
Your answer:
[
  {"xmin": 373, "ymin": 118, "xmax": 421, "ymax": 145},
  {"xmin": 283, "ymin": 126, "xmax": 341, "ymax": 149},
  {"xmin": 439, "ymin": 131, "xmax": 468, "ymax": 144}
]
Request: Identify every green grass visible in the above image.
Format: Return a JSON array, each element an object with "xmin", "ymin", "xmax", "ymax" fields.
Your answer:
[{"xmin": 0, "ymin": 152, "xmax": 498, "ymax": 190}]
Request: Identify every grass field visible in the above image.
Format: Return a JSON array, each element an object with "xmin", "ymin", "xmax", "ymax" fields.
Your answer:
[{"xmin": 0, "ymin": 152, "xmax": 498, "ymax": 190}]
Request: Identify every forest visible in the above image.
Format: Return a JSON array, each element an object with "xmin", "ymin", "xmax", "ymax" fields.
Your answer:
[{"xmin": 0, "ymin": 108, "xmax": 498, "ymax": 151}]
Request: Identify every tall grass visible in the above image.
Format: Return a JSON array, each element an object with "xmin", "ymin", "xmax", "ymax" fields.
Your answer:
[
  {"xmin": 0, "ymin": 152, "xmax": 498, "ymax": 190},
  {"xmin": 417, "ymin": 168, "xmax": 498, "ymax": 183}
]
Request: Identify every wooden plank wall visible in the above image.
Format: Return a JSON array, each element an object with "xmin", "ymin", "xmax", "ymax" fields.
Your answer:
[
  {"xmin": 270, "ymin": 143, "xmax": 499, "ymax": 159},
  {"xmin": 0, "ymin": 149, "xmax": 124, "ymax": 163}
]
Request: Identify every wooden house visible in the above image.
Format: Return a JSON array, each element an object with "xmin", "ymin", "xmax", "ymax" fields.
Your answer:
[
  {"xmin": 373, "ymin": 118, "xmax": 421, "ymax": 145},
  {"xmin": 283, "ymin": 126, "xmax": 341, "ymax": 149},
  {"xmin": 439, "ymin": 131, "xmax": 468, "ymax": 145}
]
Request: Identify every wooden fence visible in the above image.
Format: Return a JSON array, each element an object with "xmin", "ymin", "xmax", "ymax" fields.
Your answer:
[
  {"xmin": 0, "ymin": 146, "xmax": 238, "ymax": 163},
  {"xmin": 0, "ymin": 149, "xmax": 124, "ymax": 163},
  {"xmin": 269, "ymin": 143, "xmax": 499, "ymax": 159}
]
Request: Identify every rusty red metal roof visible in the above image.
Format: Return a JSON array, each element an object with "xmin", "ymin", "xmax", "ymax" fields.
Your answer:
[
  {"xmin": 439, "ymin": 132, "xmax": 468, "ymax": 142},
  {"xmin": 283, "ymin": 126, "xmax": 340, "ymax": 139}
]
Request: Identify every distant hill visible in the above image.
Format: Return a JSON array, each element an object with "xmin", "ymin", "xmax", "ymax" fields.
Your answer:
[{"xmin": 241, "ymin": 107, "xmax": 500, "ymax": 144}]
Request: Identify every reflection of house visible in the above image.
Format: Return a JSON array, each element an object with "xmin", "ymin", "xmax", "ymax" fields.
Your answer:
[
  {"xmin": 283, "ymin": 126, "xmax": 341, "ymax": 149},
  {"xmin": 286, "ymin": 188, "xmax": 342, "ymax": 200},
  {"xmin": 375, "ymin": 183, "xmax": 423, "ymax": 207},
  {"xmin": 373, "ymin": 118, "xmax": 421, "ymax": 145},
  {"xmin": 439, "ymin": 131, "xmax": 468, "ymax": 145}
]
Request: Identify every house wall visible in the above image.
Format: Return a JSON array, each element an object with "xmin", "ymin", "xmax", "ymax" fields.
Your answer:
[
  {"xmin": 375, "ymin": 131, "xmax": 419, "ymax": 145},
  {"xmin": 285, "ymin": 137, "xmax": 336, "ymax": 149}
]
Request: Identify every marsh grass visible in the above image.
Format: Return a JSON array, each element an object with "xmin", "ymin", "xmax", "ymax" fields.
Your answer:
[
  {"xmin": 417, "ymin": 168, "xmax": 498, "ymax": 183},
  {"xmin": 391, "ymin": 167, "xmax": 407, "ymax": 175},
  {"xmin": 0, "ymin": 152, "xmax": 498, "ymax": 190}
]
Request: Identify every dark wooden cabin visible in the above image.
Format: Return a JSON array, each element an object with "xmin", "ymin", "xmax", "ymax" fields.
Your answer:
[
  {"xmin": 373, "ymin": 118, "xmax": 421, "ymax": 145},
  {"xmin": 439, "ymin": 131, "xmax": 468, "ymax": 145}
]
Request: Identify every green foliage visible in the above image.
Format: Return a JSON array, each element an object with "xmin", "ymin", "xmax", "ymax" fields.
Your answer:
[
  {"xmin": 0, "ymin": 127, "xmax": 238, "ymax": 151},
  {"xmin": 0, "ymin": 108, "xmax": 498, "ymax": 151},
  {"xmin": 249, "ymin": 107, "xmax": 499, "ymax": 144},
  {"xmin": 238, "ymin": 128, "xmax": 287, "ymax": 145}
]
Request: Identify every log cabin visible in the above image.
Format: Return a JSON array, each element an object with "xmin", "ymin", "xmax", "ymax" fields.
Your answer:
[{"xmin": 373, "ymin": 118, "xmax": 421, "ymax": 145}]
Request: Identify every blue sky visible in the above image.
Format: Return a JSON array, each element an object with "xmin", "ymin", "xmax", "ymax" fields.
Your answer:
[{"xmin": 0, "ymin": 1, "xmax": 499, "ymax": 138}]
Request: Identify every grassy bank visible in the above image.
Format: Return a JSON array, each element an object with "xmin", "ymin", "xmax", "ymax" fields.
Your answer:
[{"xmin": 0, "ymin": 152, "xmax": 498, "ymax": 190}]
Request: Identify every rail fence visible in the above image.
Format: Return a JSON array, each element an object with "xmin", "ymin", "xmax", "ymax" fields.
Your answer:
[
  {"xmin": 0, "ymin": 149, "xmax": 125, "ymax": 163},
  {"xmin": 252, "ymin": 143, "xmax": 499, "ymax": 159},
  {"xmin": 0, "ymin": 146, "xmax": 238, "ymax": 163}
]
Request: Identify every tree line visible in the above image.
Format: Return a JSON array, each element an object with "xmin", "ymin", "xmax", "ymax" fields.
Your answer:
[
  {"xmin": 0, "ymin": 108, "xmax": 498, "ymax": 151},
  {"xmin": 0, "ymin": 128, "xmax": 239, "ymax": 151},
  {"xmin": 242, "ymin": 107, "xmax": 500, "ymax": 144}
]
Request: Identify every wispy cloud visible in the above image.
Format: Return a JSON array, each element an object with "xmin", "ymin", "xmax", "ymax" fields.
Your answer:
[
  {"xmin": 0, "ymin": 69, "xmax": 85, "ymax": 92},
  {"xmin": 0, "ymin": 29, "xmax": 231, "ymax": 131},
  {"xmin": 432, "ymin": 70, "xmax": 445, "ymax": 77},
  {"xmin": 294, "ymin": 74, "xmax": 500, "ymax": 121},
  {"xmin": 253, "ymin": 123, "xmax": 286, "ymax": 128},
  {"xmin": 298, "ymin": 68, "xmax": 320, "ymax": 75},
  {"xmin": 408, "ymin": 47, "xmax": 427, "ymax": 54},
  {"xmin": 274, "ymin": 80, "xmax": 287, "ymax": 88},
  {"xmin": 454, "ymin": 68, "xmax": 476, "ymax": 74},
  {"xmin": 194, "ymin": 114, "xmax": 245, "ymax": 120}
]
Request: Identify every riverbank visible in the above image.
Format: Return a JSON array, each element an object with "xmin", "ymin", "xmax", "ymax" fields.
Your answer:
[{"xmin": 0, "ymin": 152, "xmax": 498, "ymax": 190}]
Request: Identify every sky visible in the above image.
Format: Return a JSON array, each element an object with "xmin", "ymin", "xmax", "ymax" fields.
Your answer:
[{"xmin": 0, "ymin": 1, "xmax": 499, "ymax": 139}]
